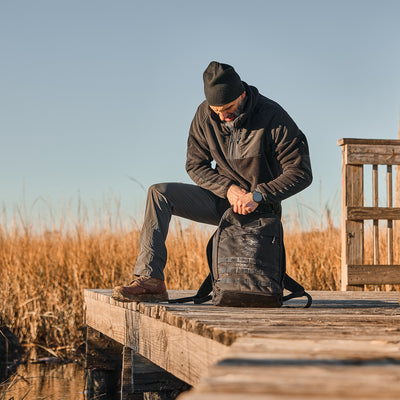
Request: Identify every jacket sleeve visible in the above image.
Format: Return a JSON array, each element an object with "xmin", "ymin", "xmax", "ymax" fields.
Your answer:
[
  {"xmin": 256, "ymin": 112, "xmax": 313, "ymax": 203},
  {"xmin": 185, "ymin": 109, "xmax": 234, "ymax": 198}
]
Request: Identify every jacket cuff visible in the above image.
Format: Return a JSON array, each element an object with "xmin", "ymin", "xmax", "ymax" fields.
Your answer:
[{"xmin": 223, "ymin": 182, "xmax": 235, "ymax": 199}]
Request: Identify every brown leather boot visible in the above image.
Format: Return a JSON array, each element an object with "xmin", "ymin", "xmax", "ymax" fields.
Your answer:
[{"xmin": 112, "ymin": 276, "xmax": 168, "ymax": 302}]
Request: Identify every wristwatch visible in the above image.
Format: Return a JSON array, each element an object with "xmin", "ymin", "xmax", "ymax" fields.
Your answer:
[{"xmin": 252, "ymin": 191, "xmax": 263, "ymax": 203}]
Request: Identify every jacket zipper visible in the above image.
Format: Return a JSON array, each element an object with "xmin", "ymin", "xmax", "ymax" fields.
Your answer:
[{"xmin": 228, "ymin": 129, "xmax": 242, "ymax": 160}]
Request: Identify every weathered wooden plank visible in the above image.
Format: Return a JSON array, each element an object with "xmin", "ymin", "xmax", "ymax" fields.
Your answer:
[
  {"xmin": 180, "ymin": 395, "xmax": 352, "ymax": 400},
  {"xmin": 84, "ymin": 291, "xmax": 229, "ymax": 386},
  {"xmin": 86, "ymin": 289, "xmax": 399, "ymax": 302},
  {"xmin": 222, "ymin": 337, "xmax": 400, "ymax": 360},
  {"xmin": 188, "ymin": 314, "xmax": 400, "ymax": 328},
  {"xmin": 346, "ymin": 206, "xmax": 400, "ymax": 220},
  {"xmin": 343, "ymin": 144, "xmax": 400, "ymax": 165},
  {"xmin": 341, "ymin": 162, "xmax": 364, "ymax": 290},
  {"xmin": 85, "ymin": 296, "xmax": 127, "ymax": 344},
  {"xmin": 373, "ymin": 164, "xmax": 380, "ymax": 264},
  {"xmin": 179, "ymin": 337, "xmax": 400, "ymax": 399},
  {"xmin": 180, "ymin": 395, "xmax": 316, "ymax": 400},
  {"xmin": 194, "ymin": 314, "xmax": 400, "ymax": 342},
  {"xmin": 387, "ymin": 165, "xmax": 394, "ymax": 265},
  {"xmin": 85, "ymin": 290, "xmax": 400, "ymax": 346},
  {"xmin": 85, "ymin": 290, "xmax": 400, "ymax": 341},
  {"xmin": 396, "ymin": 121, "xmax": 400, "ymax": 257},
  {"xmin": 338, "ymin": 138, "xmax": 400, "ymax": 146},
  {"xmin": 348, "ymin": 264, "xmax": 400, "ymax": 284},
  {"xmin": 126, "ymin": 313, "xmax": 230, "ymax": 385},
  {"xmin": 182, "ymin": 364, "xmax": 400, "ymax": 399}
]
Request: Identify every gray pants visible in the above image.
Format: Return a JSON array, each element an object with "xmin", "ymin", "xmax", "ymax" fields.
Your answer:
[{"xmin": 133, "ymin": 182, "xmax": 231, "ymax": 280}]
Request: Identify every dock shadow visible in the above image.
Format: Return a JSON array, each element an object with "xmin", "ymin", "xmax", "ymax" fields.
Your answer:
[{"xmin": 284, "ymin": 298, "xmax": 399, "ymax": 309}]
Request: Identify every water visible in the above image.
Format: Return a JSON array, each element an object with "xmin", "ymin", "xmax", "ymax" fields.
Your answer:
[
  {"xmin": 0, "ymin": 362, "xmax": 88, "ymax": 399},
  {"xmin": 0, "ymin": 327, "xmax": 188, "ymax": 400},
  {"xmin": 1, "ymin": 358, "xmax": 188, "ymax": 399}
]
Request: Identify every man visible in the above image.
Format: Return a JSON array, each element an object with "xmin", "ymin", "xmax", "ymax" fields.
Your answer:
[{"xmin": 112, "ymin": 61, "xmax": 312, "ymax": 302}]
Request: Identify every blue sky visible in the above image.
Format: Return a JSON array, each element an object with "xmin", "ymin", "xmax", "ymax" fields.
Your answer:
[{"xmin": 1, "ymin": 0, "xmax": 399, "ymax": 227}]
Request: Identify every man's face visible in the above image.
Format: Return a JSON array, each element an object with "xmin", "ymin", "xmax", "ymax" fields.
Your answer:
[{"xmin": 209, "ymin": 92, "xmax": 246, "ymax": 122}]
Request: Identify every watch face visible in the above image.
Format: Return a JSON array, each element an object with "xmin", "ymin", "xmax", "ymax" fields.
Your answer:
[{"xmin": 253, "ymin": 191, "xmax": 262, "ymax": 202}]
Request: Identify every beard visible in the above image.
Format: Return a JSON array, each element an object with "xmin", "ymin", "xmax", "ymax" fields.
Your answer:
[{"xmin": 223, "ymin": 96, "xmax": 246, "ymax": 130}]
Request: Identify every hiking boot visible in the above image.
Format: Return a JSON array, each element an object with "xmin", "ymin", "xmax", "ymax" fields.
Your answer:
[{"xmin": 112, "ymin": 276, "xmax": 168, "ymax": 302}]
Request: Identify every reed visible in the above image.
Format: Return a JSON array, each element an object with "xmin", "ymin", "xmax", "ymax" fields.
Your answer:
[{"xmin": 0, "ymin": 207, "xmax": 397, "ymax": 355}]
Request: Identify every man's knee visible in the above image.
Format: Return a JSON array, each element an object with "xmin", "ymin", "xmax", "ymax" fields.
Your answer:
[
  {"xmin": 148, "ymin": 183, "xmax": 170, "ymax": 198},
  {"xmin": 147, "ymin": 183, "xmax": 181, "ymax": 209},
  {"xmin": 147, "ymin": 182, "xmax": 191, "ymax": 211}
]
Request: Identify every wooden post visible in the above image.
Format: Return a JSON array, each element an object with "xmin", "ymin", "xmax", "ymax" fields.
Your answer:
[
  {"xmin": 372, "ymin": 164, "xmax": 379, "ymax": 265},
  {"xmin": 341, "ymin": 144, "xmax": 364, "ymax": 290},
  {"xmin": 387, "ymin": 165, "xmax": 393, "ymax": 265},
  {"xmin": 121, "ymin": 347, "xmax": 190, "ymax": 400},
  {"xmin": 396, "ymin": 115, "xmax": 400, "ymax": 261},
  {"xmin": 85, "ymin": 327, "xmax": 189, "ymax": 400},
  {"xmin": 86, "ymin": 327, "xmax": 122, "ymax": 400}
]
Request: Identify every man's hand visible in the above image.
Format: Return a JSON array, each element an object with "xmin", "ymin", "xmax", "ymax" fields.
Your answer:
[
  {"xmin": 227, "ymin": 184, "xmax": 248, "ymax": 206},
  {"xmin": 227, "ymin": 184, "xmax": 259, "ymax": 215},
  {"xmin": 233, "ymin": 192, "xmax": 259, "ymax": 215}
]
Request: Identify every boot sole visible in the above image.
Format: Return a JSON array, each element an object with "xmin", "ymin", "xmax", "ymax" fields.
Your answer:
[{"xmin": 111, "ymin": 289, "xmax": 169, "ymax": 303}]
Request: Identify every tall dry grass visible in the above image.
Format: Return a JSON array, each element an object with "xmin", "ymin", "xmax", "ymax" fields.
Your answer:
[{"xmin": 0, "ymin": 207, "xmax": 397, "ymax": 355}]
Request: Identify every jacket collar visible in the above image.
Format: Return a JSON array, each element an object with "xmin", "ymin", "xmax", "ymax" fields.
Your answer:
[{"xmin": 233, "ymin": 82, "xmax": 259, "ymax": 127}]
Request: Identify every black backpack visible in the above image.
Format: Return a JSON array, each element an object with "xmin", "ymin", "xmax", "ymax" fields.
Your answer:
[{"xmin": 170, "ymin": 208, "xmax": 312, "ymax": 308}]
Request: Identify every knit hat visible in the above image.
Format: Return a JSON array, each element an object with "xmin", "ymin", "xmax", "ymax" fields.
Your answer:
[{"xmin": 203, "ymin": 61, "xmax": 244, "ymax": 106}]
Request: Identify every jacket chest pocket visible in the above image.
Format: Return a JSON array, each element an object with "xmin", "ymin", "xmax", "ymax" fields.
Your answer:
[{"xmin": 235, "ymin": 130, "xmax": 264, "ymax": 159}]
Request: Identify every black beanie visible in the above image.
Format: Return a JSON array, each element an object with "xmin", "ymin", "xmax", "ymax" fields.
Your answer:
[{"xmin": 203, "ymin": 61, "xmax": 244, "ymax": 106}]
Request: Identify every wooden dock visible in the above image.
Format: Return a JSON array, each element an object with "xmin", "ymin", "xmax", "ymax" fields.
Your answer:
[{"xmin": 84, "ymin": 289, "xmax": 400, "ymax": 399}]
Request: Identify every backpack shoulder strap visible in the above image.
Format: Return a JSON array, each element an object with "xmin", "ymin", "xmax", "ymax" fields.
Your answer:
[
  {"xmin": 169, "ymin": 273, "xmax": 312, "ymax": 307},
  {"xmin": 283, "ymin": 274, "xmax": 312, "ymax": 308},
  {"xmin": 168, "ymin": 274, "xmax": 213, "ymax": 304}
]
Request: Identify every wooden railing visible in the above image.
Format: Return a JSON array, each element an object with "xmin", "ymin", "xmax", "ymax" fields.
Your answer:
[{"xmin": 338, "ymin": 138, "xmax": 400, "ymax": 290}]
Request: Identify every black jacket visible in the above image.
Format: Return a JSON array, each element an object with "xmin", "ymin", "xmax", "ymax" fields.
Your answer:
[{"xmin": 186, "ymin": 83, "xmax": 312, "ymax": 209}]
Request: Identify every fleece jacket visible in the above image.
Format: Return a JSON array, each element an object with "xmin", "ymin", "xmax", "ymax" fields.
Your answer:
[{"xmin": 185, "ymin": 82, "xmax": 313, "ymax": 210}]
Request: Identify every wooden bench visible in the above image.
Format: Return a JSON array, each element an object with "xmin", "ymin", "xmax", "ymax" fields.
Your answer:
[{"xmin": 338, "ymin": 138, "xmax": 400, "ymax": 290}]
